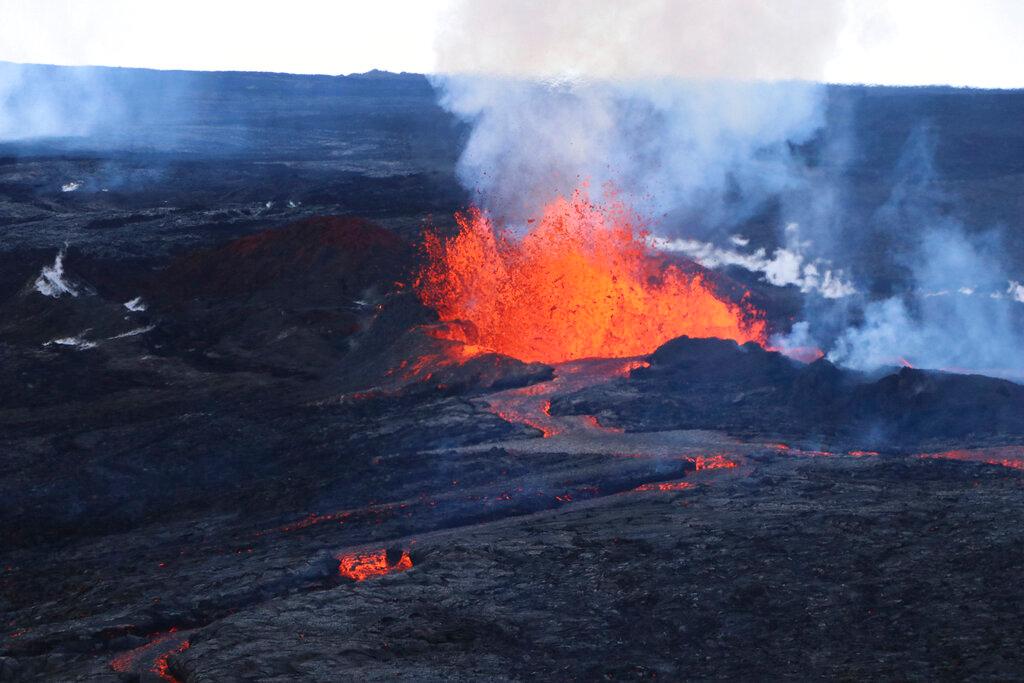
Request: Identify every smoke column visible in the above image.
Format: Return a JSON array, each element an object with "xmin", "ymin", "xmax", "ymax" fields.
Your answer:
[
  {"xmin": 432, "ymin": 0, "xmax": 845, "ymax": 226},
  {"xmin": 0, "ymin": 62, "xmax": 111, "ymax": 140}
]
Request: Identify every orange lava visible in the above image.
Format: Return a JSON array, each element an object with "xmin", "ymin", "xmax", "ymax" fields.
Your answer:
[
  {"xmin": 337, "ymin": 549, "xmax": 413, "ymax": 581},
  {"xmin": 110, "ymin": 628, "xmax": 188, "ymax": 680},
  {"xmin": 690, "ymin": 454, "xmax": 736, "ymax": 470},
  {"xmin": 771, "ymin": 444, "xmax": 880, "ymax": 459},
  {"xmin": 492, "ymin": 403, "xmax": 561, "ymax": 438},
  {"xmin": 416, "ymin": 189, "xmax": 766, "ymax": 364},
  {"xmin": 482, "ymin": 357, "xmax": 646, "ymax": 438},
  {"xmin": 581, "ymin": 414, "xmax": 624, "ymax": 434},
  {"xmin": 635, "ymin": 481, "xmax": 694, "ymax": 492},
  {"xmin": 153, "ymin": 640, "xmax": 190, "ymax": 683},
  {"xmin": 110, "ymin": 645, "xmax": 142, "ymax": 673},
  {"xmin": 916, "ymin": 447, "xmax": 1024, "ymax": 471}
]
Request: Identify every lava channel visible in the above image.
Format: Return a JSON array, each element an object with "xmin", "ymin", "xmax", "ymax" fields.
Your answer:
[{"xmin": 481, "ymin": 356, "xmax": 647, "ymax": 438}]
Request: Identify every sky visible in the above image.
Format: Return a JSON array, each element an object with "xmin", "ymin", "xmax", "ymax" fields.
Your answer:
[{"xmin": 0, "ymin": 0, "xmax": 1021, "ymax": 88}]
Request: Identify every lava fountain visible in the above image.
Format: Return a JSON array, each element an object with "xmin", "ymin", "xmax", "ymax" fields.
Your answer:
[{"xmin": 416, "ymin": 189, "xmax": 766, "ymax": 364}]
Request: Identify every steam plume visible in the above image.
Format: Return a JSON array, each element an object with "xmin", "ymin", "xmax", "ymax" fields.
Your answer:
[
  {"xmin": 432, "ymin": 0, "xmax": 845, "ymax": 224},
  {"xmin": 435, "ymin": 0, "xmax": 844, "ymax": 81},
  {"xmin": 824, "ymin": 130, "xmax": 1024, "ymax": 378}
]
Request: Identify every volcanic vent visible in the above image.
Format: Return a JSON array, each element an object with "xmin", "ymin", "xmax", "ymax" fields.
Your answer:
[{"xmin": 415, "ymin": 189, "xmax": 766, "ymax": 364}]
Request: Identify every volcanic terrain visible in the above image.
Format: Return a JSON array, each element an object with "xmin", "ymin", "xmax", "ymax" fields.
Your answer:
[{"xmin": 2, "ymin": 67, "xmax": 1024, "ymax": 681}]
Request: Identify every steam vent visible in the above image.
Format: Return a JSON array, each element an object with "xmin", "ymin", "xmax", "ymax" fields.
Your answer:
[{"xmin": 3, "ymin": 3, "xmax": 1024, "ymax": 680}]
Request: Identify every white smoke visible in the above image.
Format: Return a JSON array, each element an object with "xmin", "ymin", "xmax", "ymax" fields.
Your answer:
[
  {"xmin": 435, "ymin": 1, "xmax": 845, "ymax": 82},
  {"xmin": 1009, "ymin": 281, "xmax": 1024, "ymax": 303},
  {"xmin": 432, "ymin": 0, "xmax": 845, "ymax": 223},
  {"xmin": 43, "ymin": 325, "xmax": 155, "ymax": 352},
  {"xmin": 827, "ymin": 224, "xmax": 1024, "ymax": 377},
  {"xmin": 769, "ymin": 320, "xmax": 824, "ymax": 362},
  {"xmin": 108, "ymin": 325, "xmax": 155, "ymax": 340},
  {"xmin": 34, "ymin": 248, "xmax": 80, "ymax": 298},
  {"xmin": 651, "ymin": 222, "xmax": 856, "ymax": 299},
  {"xmin": 45, "ymin": 334, "xmax": 97, "ymax": 351},
  {"xmin": 0, "ymin": 62, "xmax": 108, "ymax": 141},
  {"xmin": 807, "ymin": 126, "xmax": 1024, "ymax": 378},
  {"xmin": 124, "ymin": 296, "xmax": 147, "ymax": 312}
]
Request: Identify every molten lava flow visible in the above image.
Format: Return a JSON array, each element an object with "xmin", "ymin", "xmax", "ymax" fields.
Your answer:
[
  {"xmin": 691, "ymin": 454, "xmax": 736, "ymax": 470},
  {"xmin": 490, "ymin": 400, "xmax": 561, "ymax": 438},
  {"xmin": 110, "ymin": 628, "xmax": 189, "ymax": 681},
  {"xmin": 635, "ymin": 481, "xmax": 694, "ymax": 492},
  {"xmin": 337, "ymin": 549, "xmax": 413, "ymax": 581},
  {"xmin": 482, "ymin": 357, "xmax": 646, "ymax": 438},
  {"xmin": 416, "ymin": 190, "xmax": 766, "ymax": 363},
  {"xmin": 917, "ymin": 447, "xmax": 1024, "ymax": 471},
  {"xmin": 153, "ymin": 640, "xmax": 190, "ymax": 683}
]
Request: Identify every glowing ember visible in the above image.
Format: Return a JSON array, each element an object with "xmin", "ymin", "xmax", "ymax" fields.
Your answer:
[
  {"xmin": 635, "ymin": 481, "xmax": 694, "ymax": 492},
  {"xmin": 255, "ymin": 502, "xmax": 398, "ymax": 537},
  {"xmin": 279, "ymin": 510, "xmax": 351, "ymax": 533},
  {"xmin": 337, "ymin": 549, "xmax": 413, "ymax": 581},
  {"xmin": 916, "ymin": 447, "xmax": 1024, "ymax": 471},
  {"xmin": 416, "ymin": 189, "xmax": 766, "ymax": 363}
]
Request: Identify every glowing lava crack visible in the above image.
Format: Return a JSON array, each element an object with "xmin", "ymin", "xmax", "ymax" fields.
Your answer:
[{"xmin": 416, "ymin": 189, "xmax": 766, "ymax": 364}]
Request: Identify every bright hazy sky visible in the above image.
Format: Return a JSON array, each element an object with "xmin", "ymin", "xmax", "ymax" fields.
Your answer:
[{"xmin": 0, "ymin": 0, "xmax": 1021, "ymax": 88}]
